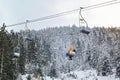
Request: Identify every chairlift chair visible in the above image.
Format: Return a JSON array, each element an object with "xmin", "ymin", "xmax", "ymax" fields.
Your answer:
[
  {"xmin": 14, "ymin": 52, "xmax": 20, "ymax": 57},
  {"xmin": 81, "ymin": 28, "xmax": 91, "ymax": 34},
  {"xmin": 67, "ymin": 48, "xmax": 76, "ymax": 60},
  {"xmin": 66, "ymin": 34, "xmax": 77, "ymax": 60},
  {"xmin": 25, "ymin": 37, "xmax": 33, "ymax": 41}
]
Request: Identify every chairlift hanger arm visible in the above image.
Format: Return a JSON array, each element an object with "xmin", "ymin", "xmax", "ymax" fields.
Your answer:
[{"xmin": 79, "ymin": 7, "xmax": 88, "ymax": 27}]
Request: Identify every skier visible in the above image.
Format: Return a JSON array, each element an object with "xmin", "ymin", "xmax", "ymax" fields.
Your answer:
[{"xmin": 66, "ymin": 47, "xmax": 76, "ymax": 60}]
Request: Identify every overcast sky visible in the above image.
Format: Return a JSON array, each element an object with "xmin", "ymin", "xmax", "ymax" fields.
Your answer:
[{"xmin": 0, "ymin": 0, "xmax": 120, "ymax": 31}]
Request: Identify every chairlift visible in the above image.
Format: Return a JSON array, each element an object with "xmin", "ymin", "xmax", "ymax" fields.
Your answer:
[
  {"xmin": 66, "ymin": 33, "xmax": 77, "ymax": 60},
  {"xmin": 79, "ymin": 7, "xmax": 91, "ymax": 34},
  {"xmin": 13, "ymin": 46, "xmax": 20, "ymax": 58},
  {"xmin": 24, "ymin": 20, "xmax": 33, "ymax": 41}
]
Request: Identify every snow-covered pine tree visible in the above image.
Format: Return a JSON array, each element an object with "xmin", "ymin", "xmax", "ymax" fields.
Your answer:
[
  {"xmin": 48, "ymin": 61, "xmax": 58, "ymax": 78},
  {"xmin": 0, "ymin": 29, "xmax": 14, "ymax": 80},
  {"xmin": 116, "ymin": 64, "xmax": 120, "ymax": 78},
  {"xmin": 97, "ymin": 57, "xmax": 112, "ymax": 76}
]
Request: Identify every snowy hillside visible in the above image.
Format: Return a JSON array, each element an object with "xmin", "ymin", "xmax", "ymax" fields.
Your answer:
[
  {"xmin": 2, "ymin": 25, "xmax": 120, "ymax": 80},
  {"xmin": 20, "ymin": 69, "xmax": 120, "ymax": 80},
  {"xmin": 20, "ymin": 26, "xmax": 120, "ymax": 72},
  {"xmin": 14, "ymin": 25, "xmax": 120, "ymax": 80},
  {"xmin": 16, "ymin": 26, "xmax": 120, "ymax": 78}
]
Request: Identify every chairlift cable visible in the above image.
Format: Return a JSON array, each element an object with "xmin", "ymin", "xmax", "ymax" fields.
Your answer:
[
  {"xmin": 83, "ymin": 0, "xmax": 120, "ymax": 11},
  {"xmin": 5, "ymin": 9, "xmax": 79, "ymax": 27},
  {"xmin": 83, "ymin": 0, "xmax": 118, "ymax": 9}
]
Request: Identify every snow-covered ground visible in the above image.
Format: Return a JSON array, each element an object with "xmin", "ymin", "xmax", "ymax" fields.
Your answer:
[{"xmin": 20, "ymin": 69, "xmax": 120, "ymax": 80}]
